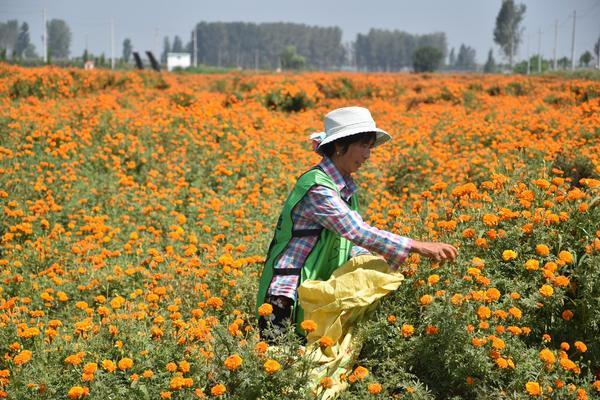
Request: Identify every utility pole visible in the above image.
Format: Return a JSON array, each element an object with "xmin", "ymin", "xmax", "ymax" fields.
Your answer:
[
  {"xmin": 42, "ymin": 8, "xmax": 47, "ymax": 63},
  {"xmin": 110, "ymin": 17, "xmax": 115, "ymax": 69},
  {"xmin": 553, "ymin": 20, "xmax": 558, "ymax": 70},
  {"xmin": 537, "ymin": 28, "xmax": 542, "ymax": 73},
  {"xmin": 526, "ymin": 32, "xmax": 530, "ymax": 75},
  {"xmin": 191, "ymin": 28, "xmax": 196, "ymax": 67},
  {"xmin": 570, "ymin": 10, "xmax": 576, "ymax": 70}
]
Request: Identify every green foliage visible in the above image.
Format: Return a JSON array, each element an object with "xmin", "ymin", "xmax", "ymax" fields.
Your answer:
[
  {"xmin": 413, "ymin": 46, "xmax": 444, "ymax": 73},
  {"xmin": 263, "ymin": 89, "xmax": 314, "ymax": 112},
  {"xmin": 47, "ymin": 19, "xmax": 71, "ymax": 59},
  {"xmin": 493, "ymin": 0, "xmax": 527, "ymax": 67},
  {"xmin": 279, "ymin": 46, "xmax": 305, "ymax": 71}
]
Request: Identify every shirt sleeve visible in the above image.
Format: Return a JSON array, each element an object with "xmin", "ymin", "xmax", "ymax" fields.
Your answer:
[{"xmin": 304, "ymin": 185, "xmax": 412, "ymax": 269}]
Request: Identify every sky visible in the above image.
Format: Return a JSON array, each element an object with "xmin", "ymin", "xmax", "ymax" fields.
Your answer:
[{"xmin": 1, "ymin": 0, "xmax": 599, "ymax": 64}]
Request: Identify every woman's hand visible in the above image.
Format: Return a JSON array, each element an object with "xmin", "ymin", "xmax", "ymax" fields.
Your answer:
[{"xmin": 410, "ymin": 240, "xmax": 458, "ymax": 262}]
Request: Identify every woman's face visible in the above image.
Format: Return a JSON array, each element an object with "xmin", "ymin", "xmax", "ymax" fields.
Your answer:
[{"xmin": 334, "ymin": 140, "xmax": 373, "ymax": 176}]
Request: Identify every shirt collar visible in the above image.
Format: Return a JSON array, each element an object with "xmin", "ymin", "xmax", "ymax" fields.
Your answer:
[{"xmin": 317, "ymin": 157, "xmax": 357, "ymax": 196}]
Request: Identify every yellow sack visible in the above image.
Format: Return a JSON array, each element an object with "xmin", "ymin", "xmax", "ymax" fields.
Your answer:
[{"xmin": 298, "ymin": 255, "xmax": 404, "ymax": 399}]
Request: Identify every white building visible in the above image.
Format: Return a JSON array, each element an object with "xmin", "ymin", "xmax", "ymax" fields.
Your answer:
[{"xmin": 167, "ymin": 53, "xmax": 191, "ymax": 71}]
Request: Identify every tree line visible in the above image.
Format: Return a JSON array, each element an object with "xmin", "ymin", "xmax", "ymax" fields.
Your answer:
[{"xmin": 2, "ymin": 0, "xmax": 599, "ymax": 73}]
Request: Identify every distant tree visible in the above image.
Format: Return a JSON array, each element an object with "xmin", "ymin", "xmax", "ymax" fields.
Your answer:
[
  {"xmin": 484, "ymin": 49, "xmax": 496, "ymax": 73},
  {"xmin": 122, "ymin": 38, "xmax": 132, "ymax": 63},
  {"xmin": 455, "ymin": 44, "xmax": 477, "ymax": 70},
  {"xmin": 14, "ymin": 22, "xmax": 31, "ymax": 59},
  {"xmin": 0, "ymin": 20, "xmax": 19, "ymax": 58},
  {"xmin": 47, "ymin": 19, "xmax": 71, "ymax": 59},
  {"xmin": 493, "ymin": 0, "xmax": 526, "ymax": 68},
  {"xmin": 595, "ymin": 36, "xmax": 600, "ymax": 66},
  {"xmin": 172, "ymin": 35, "xmax": 183, "ymax": 52},
  {"xmin": 82, "ymin": 49, "xmax": 89, "ymax": 62},
  {"xmin": 579, "ymin": 51, "xmax": 592, "ymax": 67},
  {"xmin": 161, "ymin": 36, "xmax": 171, "ymax": 64},
  {"xmin": 280, "ymin": 45, "xmax": 305, "ymax": 70},
  {"xmin": 413, "ymin": 46, "xmax": 443, "ymax": 72},
  {"xmin": 448, "ymin": 47, "xmax": 456, "ymax": 67},
  {"xmin": 557, "ymin": 56, "xmax": 570, "ymax": 69}
]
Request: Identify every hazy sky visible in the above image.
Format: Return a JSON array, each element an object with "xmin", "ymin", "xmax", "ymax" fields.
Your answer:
[{"xmin": 2, "ymin": 0, "xmax": 599, "ymax": 64}]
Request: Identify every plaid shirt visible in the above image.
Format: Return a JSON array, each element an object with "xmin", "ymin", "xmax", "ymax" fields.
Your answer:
[{"xmin": 268, "ymin": 157, "xmax": 412, "ymax": 300}]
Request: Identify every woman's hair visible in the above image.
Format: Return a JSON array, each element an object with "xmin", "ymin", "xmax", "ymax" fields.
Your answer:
[{"xmin": 320, "ymin": 132, "xmax": 377, "ymax": 158}]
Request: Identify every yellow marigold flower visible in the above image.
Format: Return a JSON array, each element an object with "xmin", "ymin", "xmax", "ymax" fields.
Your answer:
[
  {"xmin": 525, "ymin": 381, "xmax": 541, "ymax": 396},
  {"xmin": 263, "ymin": 359, "xmax": 281, "ymax": 374},
  {"xmin": 401, "ymin": 324, "xmax": 415, "ymax": 338},
  {"xmin": 300, "ymin": 319, "xmax": 317, "ymax": 333},
  {"xmin": 67, "ymin": 386, "xmax": 89, "ymax": 399},
  {"xmin": 574, "ymin": 341, "xmax": 587, "ymax": 353},
  {"xmin": 535, "ymin": 244, "xmax": 550, "ymax": 257},
  {"xmin": 539, "ymin": 285, "xmax": 554, "ymax": 297},
  {"xmin": 427, "ymin": 274, "xmax": 440, "ymax": 285},
  {"xmin": 224, "ymin": 354, "xmax": 242, "ymax": 371},
  {"xmin": 178, "ymin": 360, "xmax": 190, "ymax": 373},
  {"xmin": 257, "ymin": 303, "xmax": 273, "ymax": 317},
  {"xmin": 502, "ymin": 250, "xmax": 517, "ymax": 261},
  {"xmin": 539, "ymin": 349, "xmax": 555, "ymax": 364},
  {"xmin": 471, "ymin": 257, "xmax": 485, "ymax": 268},
  {"xmin": 117, "ymin": 357, "xmax": 133, "ymax": 371},
  {"xmin": 420, "ymin": 294, "xmax": 433, "ymax": 305},
  {"xmin": 354, "ymin": 366, "xmax": 369, "ymax": 381},
  {"xmin": 524, "ymin": 259, "xmax": 539, "ymax": 271},
  {"xmin": 102, "ymin": 360, "xmax": 116, "ymax": 372},
  {"xmin": 210, "ymin": 383, "xmax": 226, "ymax": 396},
  {"xmin": 367, "ymin": 383, "xmax": 383, "ymax": 394}
]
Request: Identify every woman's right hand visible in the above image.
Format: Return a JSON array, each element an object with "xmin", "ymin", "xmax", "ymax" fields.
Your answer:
[{"xmin": 410, "ymin": 240, "xmax": 458, "ymax": 262}]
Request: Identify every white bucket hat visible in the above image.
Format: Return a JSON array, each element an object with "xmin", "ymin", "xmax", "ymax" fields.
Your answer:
[{"xmin": 310, "ymin": 106, "xmax": 392, "ymax": 153}]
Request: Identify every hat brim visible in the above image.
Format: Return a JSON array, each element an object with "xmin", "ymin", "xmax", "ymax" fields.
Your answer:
[{"xmin": 314, "ymin": 127, "xmax": 391, "ymax": 153}]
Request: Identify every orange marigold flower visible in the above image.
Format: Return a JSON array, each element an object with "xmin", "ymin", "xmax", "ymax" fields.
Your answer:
[
  {"xmin": 319, "ymin": 336, "xmax": 334, "ymax": 348},
  {"xmin": 524, "ymin": 259, "xmax": 539, "ymax": 271},
  {"xmin": 476, "ymin": 305, "xmax": 491, "ymax": 320},
  {"xmin": 224, "ymin": 354, "xmax": 242, "ymax": 371},
  {"xmin": 353, "ymin": 366, "xmax": 369, "ymax": 381},
  {"xmin": 427, "ymin": 274, "xmax": 440, "ymax": 285},
  {"xmin": 420, "ymin": 294, "xmax": 433, "ymax": 305},
  {"xmin": 117, "ymin": 357, "xmax": 133, "ymax": 371},
  {"xmin": 387, "ymin": 314, "xmax": 397, "ymax": 324},
  {"xmin": 525, "ymin": 381, "xmax": 541, "ymax": 396},
  {"xmin": 257, "ymin": 303, "xmax": 273, "ymax": 317},
  {"xmin": 166, "ymin": 362, "xmax": 178, "ymax": 372},
  {"xmin": 263, "ymin": 359, "xmax": 281, "ymax": 374},
  {"xmin": 14, "ymin": 350, "xmax": 32, "ymax": 365},
  {"xmin": 367, "ymin": 383, "xmax": 383, "ymax": 394},
  {"xmin": 319, "ymin": 377, "xmax": 334, "ymax": 389},
  {"xmin": 255, "ymin": 341, "xmax": 268, "ymax": 354},
  {"xmin": 210, "ymin": 383, "xmax": 226, "ymax": 396},
  {"xmin": 300, "ymin": 320, "xmax": 317, "ymax": 333},
  {"xmin": 67, "ymin": 386, "xmax": 89, "ymax": 399},
  {"xmin": 401, "ymin": 324, "xmax": 414, "ymax": 338},
  {"xmin": 562, "ymin": 309, "xmax": 574, "ymax": 321},
  {"xmin": 102, "ymin": 360, "xmax": 116, "ymax": 373},
  {"xmin": 558, "ymin": 250, "xmax": 574, "ymax": 265},
  {"xmin": 535, "ymin": 244, "xmax": 550, "ymax": 257},
  {"xmin": 539, "ymin": 349, "xmax": 555, "ymax": 364},
  {"xmin": 574, "ymin": 341, "xmax": 587, "ymax": 353}
]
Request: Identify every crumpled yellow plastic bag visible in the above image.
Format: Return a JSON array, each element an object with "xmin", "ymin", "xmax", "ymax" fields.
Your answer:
[{"xmin": 298, "ymin": 255, "xmax": 404, "ymax": 399}]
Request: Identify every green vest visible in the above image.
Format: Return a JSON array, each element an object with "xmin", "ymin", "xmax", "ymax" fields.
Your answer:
[{"xmin": 256, "ymin": 167, "xmax": 359, "ymax": 332}]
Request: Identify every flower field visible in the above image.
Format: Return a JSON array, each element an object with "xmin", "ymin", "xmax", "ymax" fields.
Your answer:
[{"xmin": 0, "ymin": 64, "xmax": 599, "ymax": 399}]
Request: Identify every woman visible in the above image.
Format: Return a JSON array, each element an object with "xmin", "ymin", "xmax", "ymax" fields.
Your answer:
[{"xmin": 256, "ymin": 106, "xmax": 457, "ymax": 339}]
